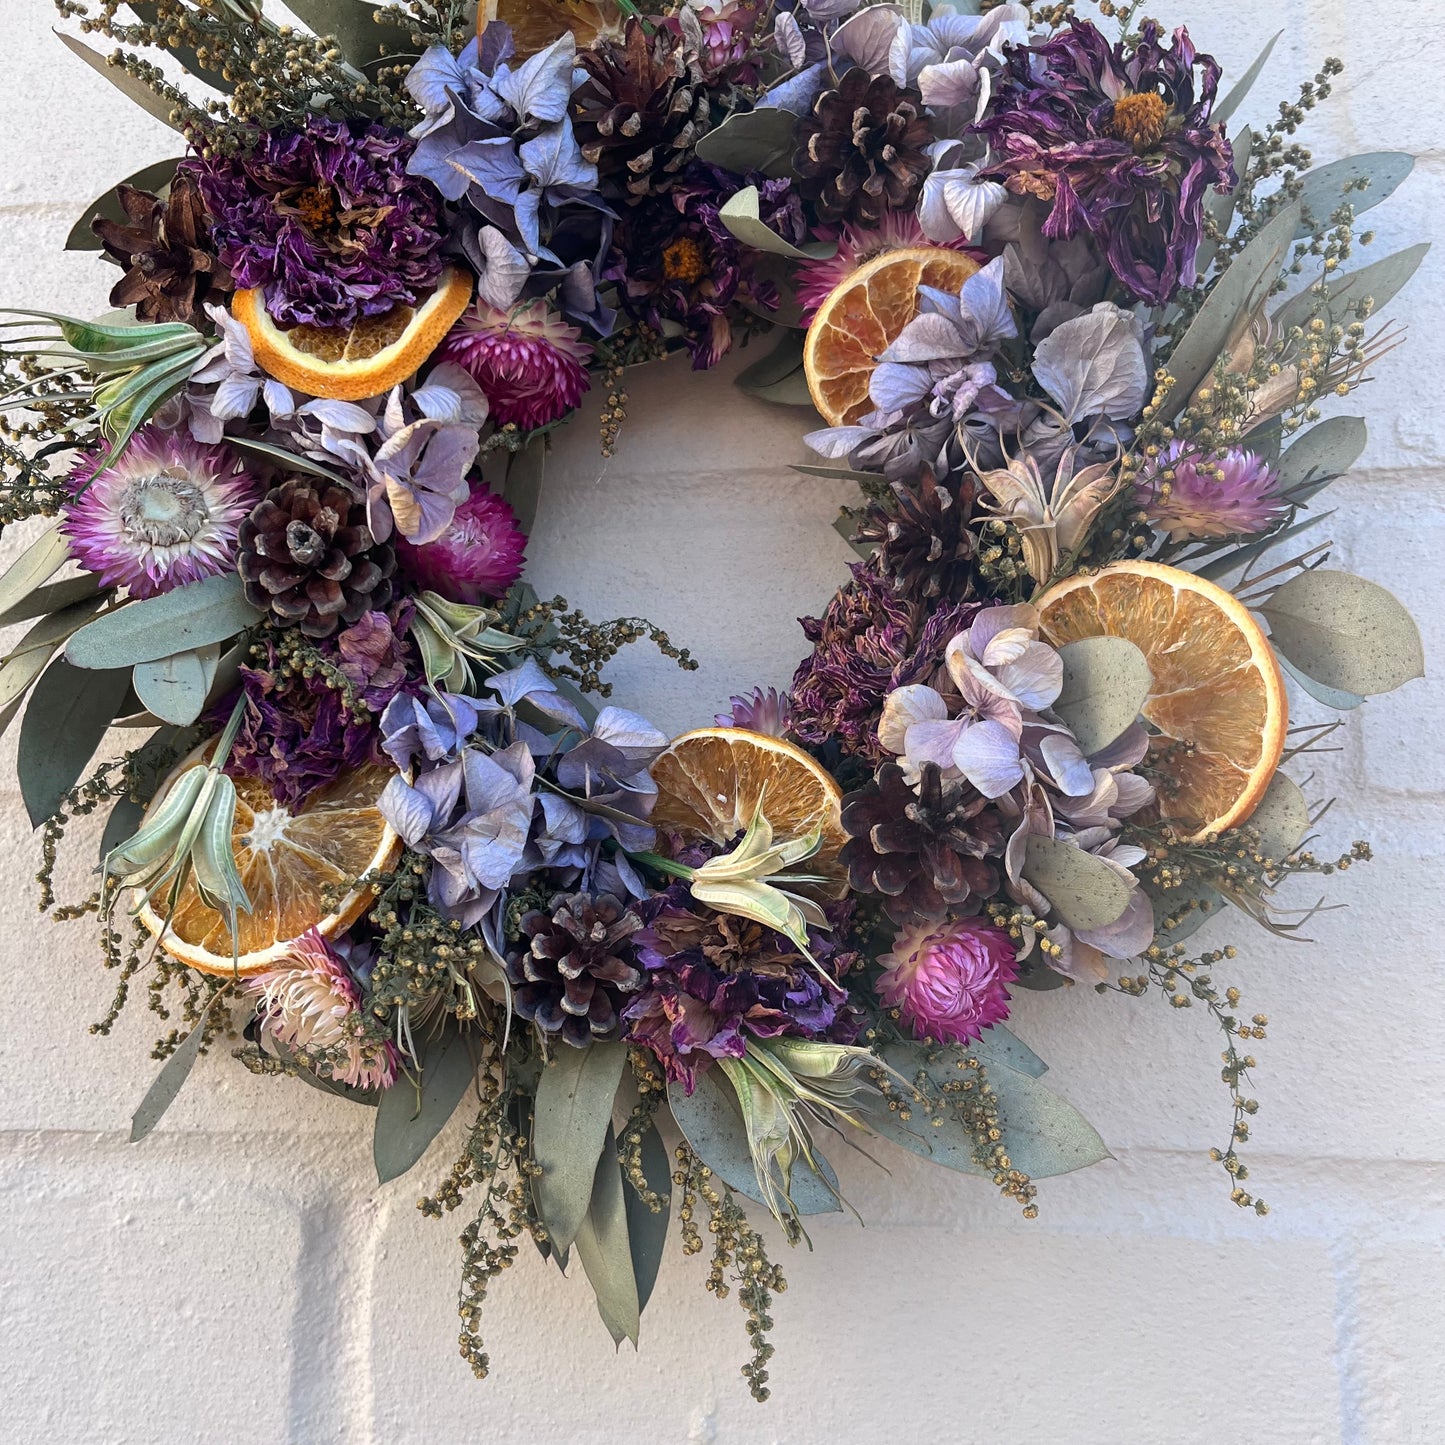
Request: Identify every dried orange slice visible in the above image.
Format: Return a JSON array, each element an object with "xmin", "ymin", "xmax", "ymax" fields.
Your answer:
[
  {"xmin": 233, "ymin": 266, "xmax": 473, "ymax": 402},
  {"xmin": 481, "ymin": 0, "xmax": 624, "ymax": 57},
  {"xmin": 650, "ymin": 727, "xmax": 848, "ymax": 893},
  {"xmin": 1036, "ymin": 560, "xmax": 1287, "ymax": 842},
  {"xmin": 138, "ymin": 754, "xmax": 401, "ymax": 977},
  {"xmin": 802, "ymin": 246, "xmax": 982, "ymax": 426}
]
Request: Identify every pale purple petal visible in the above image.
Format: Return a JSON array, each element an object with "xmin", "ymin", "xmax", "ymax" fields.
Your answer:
[
  {"xmin": 995, "ymin": 641, "xmax": 1064, "ymax": 710},
  {"xmin": 953, "ymin": 718, "xmax": 1025, "ymax": 797},
  {"xmin": 878, "ymin": 683, "xmax": 949, "ymax": 754}
]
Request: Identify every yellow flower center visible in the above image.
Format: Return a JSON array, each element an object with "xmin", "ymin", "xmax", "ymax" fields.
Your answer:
[
  {"xmin": 1109, "ymin": 91, "xmax": 1172, "ymax": 152},
  {"xmin": 662, "ymin": 236, "xmax": 708, "ymax": 284},
  {"xmin": 294, "ymin": 184, "xmax": 339, "ymax": 234}
]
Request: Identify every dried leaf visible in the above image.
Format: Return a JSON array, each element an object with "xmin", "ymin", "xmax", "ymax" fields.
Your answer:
[
  {"xmin": 1022, "ymin": 834, "xmax": 1132, "ymax": 932},
  {"xmin": 374, "ymin": 1028, "xmax": 477, "ymax": 1184},
  {"xmin": 55, "ymin": 31, "xmax": 186, "ymax": 132},
  {"xmin": 573, "ymin": 1129, "xmax": 641, "ymax": 1348},
  {"xmin": 1292, "ymin": 152, "xmax": 1414, "ymax": 239},
  {"xmin": 1274, "ymin": 243, "xmax": 1430, "ymax": 335},
  {"xmin": 694, "ymin": 108, "xmax": 799, "ymax": 180},
  {"xmin": 718, "ymin": 186, "xmax": 835, "ymax": 261},
  {"xmin": 66, "ymin": 573, "xmax": 261, "ymax": 670},
  {"xmin": 0, "ymin": 525, "xmax": 72, "ymax": 622},
  {"xmin": 1053, "ymin": 637, "xmax": 1152, "ymax": 757},
  {"xmin": 1247, "ymin": 772, "xmax": 1311, "ymax": 860},
  {"xmin": 1273, "ymin": 416, "xmax": 1367, "ymax": 503}
]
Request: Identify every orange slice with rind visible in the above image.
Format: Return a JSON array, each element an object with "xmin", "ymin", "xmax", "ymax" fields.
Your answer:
[
  {"xmin": 802, "ymin": 246, "xmax": 982, "ymax": 426},
  {"xmin": 1036, "ymin": 560, "xmax": 1287, "ymax": 842},
  {"xmin": 137, "ymin": 751, "xmax": 401, "ymax": 976},
  {"xmin": 649, "ymin": 727, "xmax": 848, "ymax": 895},
  {"xmin": 233, "ymin": 266, "xmax": 473, "ymax": 402}
]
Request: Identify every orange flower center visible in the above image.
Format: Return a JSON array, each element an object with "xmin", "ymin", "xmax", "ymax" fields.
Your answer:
[
  {"xmin": 295, "ymin": 184, "xmax": 339, "ymax": 234},
  {"xmin": 662, "ymin": 236, "xmax": 708, "ymax": 284},
  {"xmin": 1109, "ymin": 92, "xmax": 1171, "ymax": 151}
]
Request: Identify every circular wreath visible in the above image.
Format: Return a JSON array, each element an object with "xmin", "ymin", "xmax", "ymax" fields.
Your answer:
[{"xmin": 0, "ymin": 0, "xmax": 1426, "ymax": 1399}]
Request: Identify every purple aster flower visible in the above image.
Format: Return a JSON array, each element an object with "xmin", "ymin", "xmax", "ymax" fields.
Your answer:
[
  {"xmin": 788, "ymin": 559, "xmax": 982, "ymax": 760},
  {"xmin": 975, "ymin": 20, "xmax": 1235, "ymax": 306},
  {"xmin": 394, "ymin": 483, "xmax": 527, "ymax": 604},
  {"xmin": 188, "ymin": 117, "xmax": 446, "ymax": 330},
  {"xmin": 1139, "ymin": 440, "xmax": 1287, "ymax": 541},
  {"xmin": 876, "ymin": 915, "xmax": 1018, "ymax": 1046},
  {"xmin": 62, "ymin": 425, "xmax": 260, "ymax": 598},
  {"xmin": 607, "ymin": 163, "xmax": 806, "ymax": 369},
  {"xmin": 715, "ymin": 687, "xmax": 792, "ymax": 736}
]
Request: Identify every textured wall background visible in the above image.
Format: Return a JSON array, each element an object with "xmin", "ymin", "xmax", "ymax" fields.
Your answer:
[{"xmin": 2, "ymin": 2, "xmax": 1443, "ymax": 1442}]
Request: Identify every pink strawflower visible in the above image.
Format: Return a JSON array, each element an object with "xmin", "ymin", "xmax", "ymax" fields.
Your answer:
[
  {"xmin": 876, "ymin": 915, "xmax": 1018, "ymax": 1046},
  {"xmin": 247, "ymin": 929, "xmax": 398, "ymax": 1090},
  {"xmin": 1140, "ymin": 440, "xmax": 1287, "ymax": 541},
  {"xmin": 436, "ymin": 299, "xmax": 592, "ymax": 431},
  {"xmin": 394, "ymin": 484, "xmax": 526, "ymax": 603},
  {"xmin": 61, "ymin": 425, "xmax": 260, "ymax": 598},
  {"xmin": 795, "ymin": 213, "xmax": 982, "ymax": 320}
]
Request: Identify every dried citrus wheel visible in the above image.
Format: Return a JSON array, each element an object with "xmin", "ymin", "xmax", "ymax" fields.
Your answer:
[
  {"xmin": 232, "ymin": 266, "xmax": 473, "ymax": 402},
  {"xmin": 1035, "ymin": 559, "xmax": 1288, "ymax": 842},
  {"xmin": 650, "ymin": 727, "xmax": 848, "ymax": 893},
  {"xmin": 137, "ymin": 752, "xmax": 401, "ymax": 977},
  {"xmin": 480, "ymin": 0, "xmax": 624, "ymax": 57},
  {"xmin": 802, "ymin": 246, "xmax": 982, "ymax": 426}
]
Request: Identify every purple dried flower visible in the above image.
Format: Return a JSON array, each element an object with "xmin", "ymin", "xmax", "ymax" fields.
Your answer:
[
  {"xmin": 188, "ymin": 117, "xmax": 447, "ymax": 329},
  {"xmin": 876, "ymin": 915, "xmax": 1018, "ymax": 1046},
  {"xmin": 1139, "ymin": 440, "xmax": 1287, "ymax": 540},
  {"xmin": 715, "ymin": 687, "xmax": 792, "ymax": 735},
  {"xmin": 975, "ymin": 20, "xmax": 1235, "ymax": 306},
  {"xmin": 394, "ymin": 485, "xmax": 527, "ymax": 604}
]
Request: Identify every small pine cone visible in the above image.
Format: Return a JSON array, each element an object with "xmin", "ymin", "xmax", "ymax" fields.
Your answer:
[
  {"xmin": 505, "ymin": 892, "xmax": 645, "ymax": 1047},
  {"xmin": 856, "ymin": 470, "xmax": 983, "ymax": 603},
  {"xmin": 795, "ymin": 68, "xmax": 935, "ymax": 227},
  {"xmin": 237, "ymin": 479, "xmax": 395, "ymax": 639},
  {"xmin": 840, "ymin": 762, "xmax": 1004, "ymax": 925},
  {"xmin": 572, "ymin": 18, "xmax": 714, "ymax": 203}
]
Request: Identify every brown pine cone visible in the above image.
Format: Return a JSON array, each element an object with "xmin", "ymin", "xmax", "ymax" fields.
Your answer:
[
  {"xmin": 92, "ymin": 171, "xmax": 231, "ymax": 327},
  {"xmin": 856, "ymin": 470, "xmax": 984, "ymax": 603},
  {"xmin": 795, "ymin": 68, "xmax": 935, "ymax": 227},
  {"xmin": 237, "ymin": 479, "xmax": 395, "ymax": 639},
  {"xmin": 505, "ymin": 892, "xmax": 644, "ymax": 1047},
  {"xmin": 840, "ymin": 762, "xmax": 1004, "ymax": 925},
  {"xmin": 572, "ymin": 19, "xmax": 715, "ymax": 203}
]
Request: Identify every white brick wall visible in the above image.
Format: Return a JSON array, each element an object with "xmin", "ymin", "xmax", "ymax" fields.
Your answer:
[{"xmin": 1, "ymin": 2, "xmax": 1442, "ymax": 1441}]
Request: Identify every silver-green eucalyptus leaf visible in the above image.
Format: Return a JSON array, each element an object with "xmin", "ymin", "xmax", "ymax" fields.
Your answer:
[
  {"xmin": 130, "ymin": 997, "xmax": 225, "ymax": 1142},
  {"xmin": 1291, "ymin": 152, "xmax": 1414, "ymax": 240},
  {"xmin": 1273, "ymin": 416, "xmax": 1367, "ymax": 503},
  {"xmin": 1053, "ymin": 637, "xmax": 1152, "ymax": 757},
  {"xmin": 0, "ymin": 524, "xmax": 71, "ymax": 621},
  {"xmin": 574, "ymin": 1129, "xmax": 641, "ymax": 1348},
  {"xmin": 1277, "ymin": 652, "xmax": 1366, "ymax": 711},
  {"xmin": 1273, "ymin": 242, "xmax": 1430, "ymax": 335},
  {"xmin": 1022, "ymin": 834, "xmax": 1132, "ymax": 932},
  {"xmin": 55, "ymin": 31, "xmax": 188, "ymax": 132},
  {"xmin": 67, "ymin": 573, "xmax": 262, "ymax": 670},
  {"xmin": 718, "ymin": 186, "xmax": 837, "ymax": 260},
  {"xmin": 694, "ymin": 107, "xmax": 800, "ymax": 179},
  {"xmin": 132, "ymin": 648, "xmax": 212, "ymax": 726},
  {"xmin": 1259, "ymin": 569, "xmax": 1424, "ymax": 697},
  {"xmin": 373, "ymin": 1028, "xmax": 478, "ymax": 1184},
  {"xmin": 623, "ymin": 1121, "xmax": 672, "ymax": 1316},
  {"xmin": 1247, "ymin": 771, "xmax": 1312, "ymax": 861},
  {"xmin": 0, "ymin": 572, "xmax": 104, "ymax": 630},
  {"xmin": 735, "ymin": 329, "xmax": 806, "ymax": 392}
]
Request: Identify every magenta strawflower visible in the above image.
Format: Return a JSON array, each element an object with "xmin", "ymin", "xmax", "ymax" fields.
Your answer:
[
  {"xmin": 876, "ymin": 915, "xmax": 1018, "ymax": 1046},
  {"xmin": 394, "ymin": 484, "xmax": 527, "ymax": 604},
  {"xmin": 1140, "ymin": 440, "xmax": 1287, "ymax": 541},
  {"xmin": 62, "ymin": 426, "xmax": 261, "ymax": 598},
  {"xmin": 436, "ymin": 300, "xmax": 592, "ymax": 431},
  {"xmin": 247, "ymin": 929, "xmax": 398, "ymax": 1091}
]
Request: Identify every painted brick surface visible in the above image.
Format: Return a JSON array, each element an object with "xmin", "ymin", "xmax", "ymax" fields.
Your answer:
[{"xmin": 2, "ymin": 2, "xmax": 1443, "ymax": 1441}]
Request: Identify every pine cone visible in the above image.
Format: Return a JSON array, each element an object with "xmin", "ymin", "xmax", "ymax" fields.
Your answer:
[
  {"xmin": 857, "ymin": 471, "xmax": 983, "ymax": 603},
  {"xmin": 841, "ymin": 762, "xmax": 1004, "ymax": 925},
  {"xmin": 237, "ymin": 479, "xmax": 395, "ymax": 639},
  {"xmin": 92, "ymin": 171, "xmax": 231, "ymax": 327},
  {"xmin": 795, "ymin": 68, "xmax": 935, "ymax": 227},
  {"xmin": 505, "ymin": 892, "xmax": 645, "ymax": 1047},
  {"xmin": 572, "ymin": 19, "xmax": 715, "ymax": 203}
]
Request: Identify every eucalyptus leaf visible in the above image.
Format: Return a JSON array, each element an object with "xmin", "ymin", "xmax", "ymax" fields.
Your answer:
[
  {"xmin": 1259, "ymin": 569, "xmax": 1423, "ymax": 696},
  {"xmin": 746, "ymin": 370, "xmax": 817, "ymax": 409},
  {"xmin": 65, "ymin": 158, "xmax": 185, "ymax": 253},
  {"xmin": 1273, "ymin": 416, "xmax": 1367, "ymax": 502},
  {"xmin": 66, "ymin": 573, "xmax": 261, "ymax": 670},
  {"xmin": 532, "ymin": 1041, "xmax": 628, "ymax": 1253},
  {"xmin": 130, "ymin": 1002, "xmax": 216, "ymax": 1141},
  {"xmin": 1273, "ymin": 243, "xmax": 1430, "ymax": 335},
  {"xmin": 971, "ymin": 1023, "xmax": 1048, "ymax": 1079},
  {"xmin": 1248, "ymin": 771, "xmax": 1311, "ymax": 860},
  {"xmin": 574, "ymin": 1129, "xmax": 641, "ymax": 1348},
  {"xmin": 373, "ymin": 1028, "xmax": 477, "ymax": 1184},
  {"xmin": 1213, "ymin": 32, "xmax": 1281, "ymax": 127},
  {"xmin": 0, "ymin": 525, "xmax": 72, "ymax": 621},
  {"xmin": 132, "ymin": 649, "xmax": 211, "ymax": 726},
  {"xmin": 1022, "ymin": 835, "xmax": 1132, "ymax": 932},
  {"xmin": 100, "ymin": 794, "xmax": 148, "ymax": 868},
  {"xmin": 228, "ymin": 436, "xmax": 356, "ymax": 486},
  {"xmin": 0, "ymin": 596, "xmax": 107, "ymax": 716},
  {"xmin": 269, "ymin": 1036, "xmax": 381, "ymax": 1107},
  {"xmin": 1292, "ymin": 152, "xmax": 1414, "ymax": 239},
  {"xmin": 55, "ymin": 31, "xmax": 186, "ymax": 132},
  {"xmin": 282, "ymin": 0, "xmax": 416, "ymax": 69},
  {"xmin": 694, "ymin": 108, "xmax": 800, "ymax": 179},
  {"xmin": 1277, "ymin": 651, "xmax": 1366, "ymax": 711},
  {"xmin": 18, "ymin": 658, "xmax": 131, "ymax": 827},
  {"xmin": 718, "ymin": 186, "xmax": 836, "ymax": 261},
  {"xmin": 1157, "ymin": 203, "xmax": 1300, "ymax": 422},
  {"xmin": 735, "ymin": 329, "xmax": 805, "ymax": 391},
  {"xmin": 666, "ymin": 1071, "xmax": 841, "ymax": 1215},
  {"xmin": 0, "ymin": 573, "xmax": 104, "ymax": 630},
  {"xmin": 623, "ymin": 1121, "xmax": 672, "ymax": 1315},
  {"xmin": 503, "ymin": 443, "xmax": 546, "ymax": 535},
  {"xmin": 791, "ymin": 463, "xmax": 888, "ymax": 486},
  {"xmin": 1150, "ymin": 878, "xmax": 1227, "ymax": 942},
  {"xmin": 1053, "ymin": 637, "xmax": 1152, "ymax": 757}
]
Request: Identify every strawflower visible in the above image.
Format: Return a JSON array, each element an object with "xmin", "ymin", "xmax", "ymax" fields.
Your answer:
[
  {"xmin": 876, "ymin": 915, "xmax": 1017, "ymax": 1045},
  {"xmin": 395, "ymin": 485, "xmax": 527, "ymax": 604},
  {"xmin": 1139, "ymin": 441, "xmax": 1287, "ymax": 541}
]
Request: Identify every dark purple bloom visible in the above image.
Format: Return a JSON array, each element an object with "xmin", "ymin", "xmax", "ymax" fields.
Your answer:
[
  {"xmin": 606, "ymin": 163, "xmax": 806, "ymax": 368},
  {"xmin": 788, "ymin": 560, "xmax": 982, "ymax": 760},
  {"xmin": 621, "ymin": 885, "xmax": 861, "ymax": 1091},
  {"xmin": 226, "ymin": 612, "xmax": 414, "ymax": 807},
  {"xmin": 975, "ymin": 20, "xmax": 1234, "ymax": 306},
  {"xmin": 188, "ymin": 117, "xmax": 447, "ymax": 329}
]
